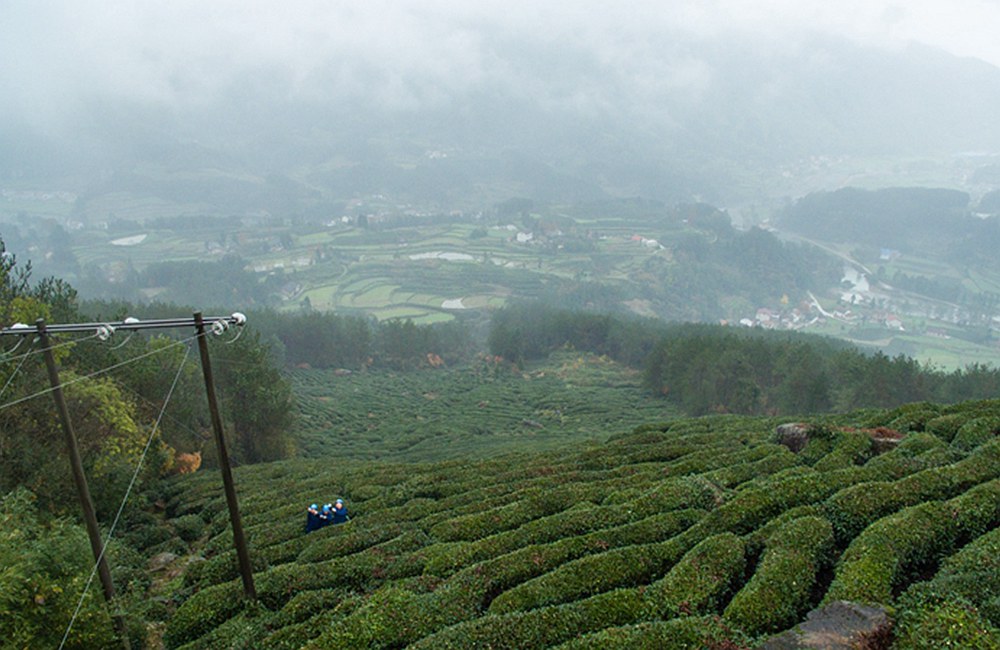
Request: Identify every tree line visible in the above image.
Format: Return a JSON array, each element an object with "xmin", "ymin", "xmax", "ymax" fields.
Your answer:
[
  {"xmin": 488, "ymin": 302, "xmax": 1000, "ymax": 416},
  {"xmin": 0, "ymin": 241, "xmax": 294, "ymax": 521}
]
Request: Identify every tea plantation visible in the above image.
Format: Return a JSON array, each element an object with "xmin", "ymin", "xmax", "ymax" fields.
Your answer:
[
  {"xmin": 289, "ymin": 350, "xmax": 677, "ymax": 461},
  {"xmin": 151, "ymin": 400, "xmax": 1000, "ymax": 649}
]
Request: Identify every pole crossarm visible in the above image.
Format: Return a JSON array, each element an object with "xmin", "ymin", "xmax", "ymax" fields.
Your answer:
[{"xmin": 1, "ymin": 313, "xmax": 246, "ymax": 337}]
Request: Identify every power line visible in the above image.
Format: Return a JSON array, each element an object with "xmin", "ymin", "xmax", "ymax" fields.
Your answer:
[
  {"xmin": 4, "ymin": 311, "xmax": 257, "ymax": 645},
  {"xmin": 0, "ymin": 334, "xmax": 199, "ymax": 413},
  {"xmin": 0, "ymin": 336, "xmax": 33, "ymax": 401}
]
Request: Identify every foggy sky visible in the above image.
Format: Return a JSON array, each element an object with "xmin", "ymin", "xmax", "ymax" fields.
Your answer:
[{"xmin": 4, "ymin": 0, "xmax": 1000, "ymax": 135}]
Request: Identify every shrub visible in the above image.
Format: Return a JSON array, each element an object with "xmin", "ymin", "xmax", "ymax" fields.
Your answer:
[
  {"xmin": 489, "ymin": 539, "xmax": 680, "ymax": 614},
  {"xmin": 255, "ymin": 542, "xmax": 427, "ymax": 610},
  {"xmin": 172, "ymin": 603, "xmax": 271, "ymax": 650},
  {"xmin": 883, "ymin": 403, "xmax": 941, "ymax": 432},
  {"xmin": 925, "ymin": 413, "xmax": 967, "ymax": 443},
  {"xmin": 953, "ymin": 417, "xmax": 1000, "ymax": 452},
  {"xmin": 743, "ymin": 505, "xmax": 823, "ymax": 556},
  {"xmin": 410, "ymin": 588, "xmax": 646, "ymax": 650},
  {"xmin": 689, "ymin": 466, "xmax": 867, "ymax": 539},
  {"xmin": 724, "ymin": 516, "xmax": 835, "ymax": 636},
  {"xmin": 823, "ymin": 438, "xmax": 1000, "ymax": 543},
  {"xmin": 939, "ymin": 523, "xmax": 1000, "ymax": 578},
  {"xmin": 123, "ymin": 523, "xmax": 175, "ymax": 551},
  {"xmin": 428, "ymin": 485, "xmax": 602, "ymax": 542},
  {"xmin": 609, "ymin": 476, "xmax": 719, "ymax": 515},
  {"xmin": 412, "ymin": 535, "xmax": 745, "ymax": 650},
  {"xmin": 897, "ymin": 522, "xmax": 1000, "ymax": 629},
  {"xmin": 700, "ymin": 445, "xmax": 799, "ymax": 488},
  {"xmin": 487, "ymin": 509, "xmax": 705, "ymax": 614},
  {"xmin": 171, "ymin": 514, "xmax": 207, "ymax": 543},
  {"xmin": 824, "ymin": 478, "xmax": 1000, "ymax": 607},
  {"xmin": 302, "ymin": 586, "xmax": 432, "ymax": 649},
  {"xmin": 643, "ymin": 532, "xmax": 745, "ymax": 620},
  {"xmin": 268, "ymin": 588, "xmax": 348, "ymax": 628},
  {"xmin": 183, "ymin": 549, "xmax": 269, "ymax": 590},
  {"xmin": 163, "ymin": 581, "xmax": 246, "ymax": 648},
  {"xmin": 812, "ymin": 430, "xmax": 872, "ymax": 471},
  {"xmin": 296, "ymin": 522, "xmax": 412, "ymax": 563},
  {"xmin": 893, "ymin": 594, "xmax": 1000, "ymax": 650},
  {"xmin": 550, "ymin": 615, "xmax": 752, "ymax": 650},
  {"xmin": 258, "ymin": 535, "xmax": 312, "ymax": 566}
]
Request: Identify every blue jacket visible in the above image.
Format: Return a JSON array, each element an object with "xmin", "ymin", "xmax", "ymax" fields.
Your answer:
[
  {"xmin": 304, "ymin": 508, "xmax": 322, "ymax": 533},
  {"xmin": 331, "ymin": 504, "xmax": 349, "ymax": 524}
]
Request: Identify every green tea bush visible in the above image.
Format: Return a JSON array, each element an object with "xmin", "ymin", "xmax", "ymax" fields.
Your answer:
[
  {"xmin": 428, "ymin": 484, "xmax": 602, "ymax": 542},
  {"xmin": 164, "ymin": 581, "xmax": 245, "ymax": 648},
  {"xmin": 883, "ymin": 402, "xmax": 941, "ymax": 432},
  {"xmin": 258, "ymin": 534, "xmax": 312, "ymax": 566},
  {"xmin": 171, "ymin": 514, "xmax": 206, "ymax": 543},
  {"xmin": 824, "ymin": 478, "xmax": 1000, "ymax": 606},
  {"xmin": 123, "ymin": 522, "xmax": 175, "ymax": 551},
  {"xmin": 550, "ymin": 616, "xmax": 752, "ymax": 650},
  {"xmin": 925, "ymin": 413, "xmax": 968, "ymax": 443},
  {"xmin": 700, "ymin": 445, "xmax": 799, "ymax": 488},
  {"xmin": 300, "ymin": 586, "xmax": 427, "ymax": 649},
  {"xmin": 410, "ymin": 587, "xmax": 647, "ymax": 650},
  {"xmin": 812, "ymin": 429, "xmax": 872, "ymax": 471},
  {"xmin": 689, "ymin": 467, "xmax": 867, "ymax": 539},
  {"xmin": 413, "ymin": 534, "xmax": 745, "ymax": 650},
  {"xmin": 182, "ymin": 548, "xmax": 269, "ymax": 590},
  {"xmin": 939, "ymin": 523, "xmax": 1000, "ymax": 578},
  {"xmin": 724, "ymin": 516, "xmax": 834, "ymax": 636},
  {"xmin": 424, "ymin": 502, "xmax": 616, "ymax": 576},
  {"xmin": 898, "ymin": 525, "xmax": 1000, "ymax": 629},
  {"xmin": 488, "ymin": 539, "xmax": 682, "ymax": 614},
  {"xmin": 886, "ymin": 431, "xmax": 946, "ymax": 456},
  {"xmin": 892, "ymin": 594, "xmax": 1000, "ymax": 650},
  {"xmin": 822, "ymin": 438, "xmax": 1000, "ymax": 542},
  {"xmin": 643, "ymin": 532, "xmax": 746, "ymax": 619},
  {"xmin": 296, "ymin": 522, "xmax": 412, "ymax": 563},
  {"xmin": 300, "ymin": 573, "xmax": 498, "ymax": 650},
  {"xmin": 953, "ymin": 416, "xmax": 1000, "ymax": 452},
  {"xmin": 255, "ymin": 542, "xmax": 427, "ymax": 609},
  {"xmin": 173, "ymin": 604, "xmax": 271, "ymax": 650},
  {"xmin": 157, "ymin": 400, "xmax": 1000, "ymax": 648},
  {"xmin": 267, "ymin": 588, "xmax": 347, "ymax": 628},
  {"xmin": 258, "ymin": 617, "xmax": 328, "ymax": 650},
  {"xmin": 602, "ymin": 475, "xmax": 718, "ymax": 513},
  {"xmin": 486, "ymin": 510, "xmax": 706, "ymax": 613}
]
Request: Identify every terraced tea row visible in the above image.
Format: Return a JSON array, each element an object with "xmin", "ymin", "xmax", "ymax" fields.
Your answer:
[{"xmin": 155, "ymin": 401, "xmax": 1000, "ymax": 648}]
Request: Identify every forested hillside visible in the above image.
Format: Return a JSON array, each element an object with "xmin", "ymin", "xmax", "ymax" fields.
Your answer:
[
  {"xmin": 0, "ymin": 241, "xmax": 296, "ymax": 506},
  {"xmin": 779, "ymin": 186, "xmax": 1000, "ymax": 275}
]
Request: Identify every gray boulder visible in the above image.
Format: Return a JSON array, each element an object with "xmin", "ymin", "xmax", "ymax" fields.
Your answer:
[{"xmin": 761, "ymin": 600, "xmax": 892, "ymax": 650}]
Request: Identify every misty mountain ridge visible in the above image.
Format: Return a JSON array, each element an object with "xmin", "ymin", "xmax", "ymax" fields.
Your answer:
[{"xmin": 4, "ymin": 35, "xmax": 1000, "ymax": 211}]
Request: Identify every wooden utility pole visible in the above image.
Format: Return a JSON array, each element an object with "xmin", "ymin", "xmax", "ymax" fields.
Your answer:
[
  {"xmin": 193, "ymin": 312, "xmax": 257, "ymax": 600},
  {"xmin": 36, "ymin": 319, "xmax": 132, "ymax": 650}
]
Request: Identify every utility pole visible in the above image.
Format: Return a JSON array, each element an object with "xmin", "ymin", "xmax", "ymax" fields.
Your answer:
[
  {"xmin": 0, "ymin": 312, "xmax": 257, "ymax": 632},
  {"xmin": 36, "ymin": 319, "xmax": 132, "ymax": 650},
  {"xmin": 194, "ymin": 312, "xmax": 257, "ymax": 600}
]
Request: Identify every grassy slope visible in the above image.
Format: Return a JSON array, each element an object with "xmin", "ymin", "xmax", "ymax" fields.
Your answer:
[{"xmin": 149, "ymin": 397, "xmax": 1000, "ymax": 649}]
